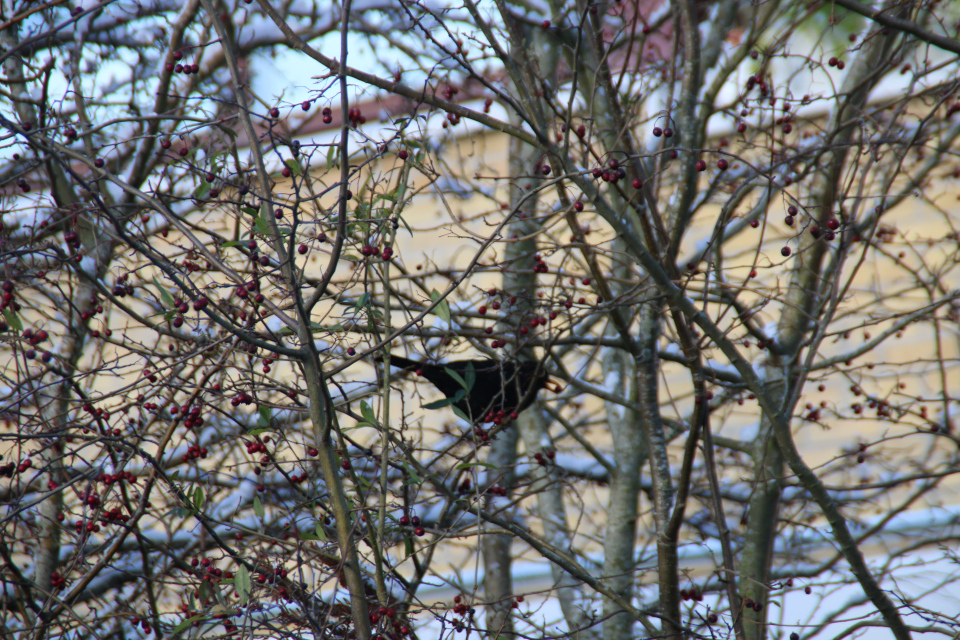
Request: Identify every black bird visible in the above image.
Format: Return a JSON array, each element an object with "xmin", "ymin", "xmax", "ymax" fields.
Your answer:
[{"xmin": 379, "ymin": 355, "xmax": 557, "ymax": 422}]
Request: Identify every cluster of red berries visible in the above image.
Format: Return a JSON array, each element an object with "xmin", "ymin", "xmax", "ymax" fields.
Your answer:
[
  {"xmin": 452, "ymin": 594, "xmax": 473, "ymax": 617},
  {"xmin": 2, "ymin": 280, "xmax": 20, "ymax": 313},
  {"xmin": 443, "ymin": 111, "xmax": 461, "ymax": 127},
  {"xmin": 98, "ymin": 471, "xmax": 137, "ymax": 485},
  {"xmin": 0, "ymin": 457, "xmax": 30, "ymax": 477},
  {"xmin": 245, "ymin": 440, "xmax": 268, "ymax": 455},
  {"xmin": 111, "ymin": 273, "xmax": 135, "ymax": 298},
  {"xmin": 321, "ymin": 106, "xmax": 333, "ymax": 124},
  {"xmin": 680, "ymin": 587, "xmax": 703, "ymax": 602},
  {"xmin": 489, "ymin": 484, "xmax": 507, "ymax": 496},
  {"xmin": 231, "ymin": 391, "xmax": 255, "ymax": 407},
  {"xmin": 483, "ymin": 409, "xmax": 519, "ymax": 425},
  {"xmin": 64, "ymin": 229, "xmax": 82, "ymax": 251},
  {"xmin": 99, "ymin": 506, "xmax": 130, "ymax": 525},
  {"xmin": 532, "ymin": 254, "xmax": 549, "ymax": 273},
  {"xmin": 827, "ymin": 56, "xmax": 846, "ymax": 70},
  {"xmin": 181, "ymin": 444, "xmax": 209, "ymax": 463},
  {"xmin": 483, "ymin": 97, "xmax": 494, "ymax": 114},
  {"xmin": 397, "ymin": 514, "xmax": 425, "ymax": 537},
  {"xmin": 50, "ymin": 570, "xmax": 68, "ymax": 590},
  {"xmin": 592, "ymin": 158, "xmax": 627, "ymax": 183},
  {"xmin": 347, "ymin": 107, "xmax": 366, "ymax": 126},
  {"xmin": 532, "ymin": 449, "xmax": 556, "ymax": 466},
  {"xmin": 745, "ymin": 74, "xmax": 770, "ymax": 96}
]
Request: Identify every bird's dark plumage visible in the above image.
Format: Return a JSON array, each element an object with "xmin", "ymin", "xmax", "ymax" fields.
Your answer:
[{"xmin": 380, "ymin": 355, "xmax": 549, "ymax": 421}]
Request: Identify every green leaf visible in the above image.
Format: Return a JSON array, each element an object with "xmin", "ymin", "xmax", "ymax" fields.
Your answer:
[
  {"xmin": 222, "ymin": 240, "xmax": 242, "ymax": 248},
  {"xmin": 283, "ymin": 158, "xmax": 301, "ymax": 176},
  {"xmin": 352, "ymin": 292, "xmax": 370, "ymax": 312},
  {"xmin": 235, "ymin": 566, "xmax": 251, "ymax": 605},
  {"xmin": 257, "ymin": 405, "xmax": 272, "ymax": 428},
  {"xmin": 457, "ymin": 462, "xmax": 498, "ymax": 470},
  {"xmin": 452, "ymin": 406, "xmax": 471, "ymax": 423},
  {"xmin": 254, "ymin": 214, "xmax": 270, "ymax": 235},
  {"xmin": 429, "ymin": 290, "xmax": 451, "ymax": 325},
  {"xmin": 314, "ymin": 521, "xmax": 328, "ymax": 541},
  {"xmin": 422, "ymin": 398, "xmax": 454, "ymax": 410},
  {"xmin": 405, "ymin": 536, "xmax": 414, "ymax": 558},
  {"xmin": 398, "ymin": 214, "xmax": 414, "ymax": 237},
  {"xmin": 3, "ymin": 308, "xmax": 23, "ymax": 331},
  {"xmin": 241, "ymin": 206, "xmax": 258, "ymax": 217},
  {"xmin": 194, "ymin": 180, "xmax": 211, "ymax": 199},
  {"xmin": 326, "ymin": 144, "xmax": 337, "ymax": 168},
  {"xmin": 444, "ymin": 367, "xmax": 469, "ymax": 390},
  {"xmin": 464, "ymin": 363, "xmax": 475, "ymax": 392},
  {"xmin": 173, "ymin": 614, "xmax": 206, "ymax": 634},
  {"xmin": 254, "ymin": 496, "xmax": 264, "ymax": 519},
  {"xmin": 193, "ymin": 486, "xmax": 204, "ymax": 511},
  {"xmin": 360, "ymin": 400, "xmax": 377, "ymax": 425},
  {"xmin": 403, "ymin": 462, "xmax": 422, "ymax": 485},
  {"xmin": 153, "ymin": 277, "xmax": 175, "ymax": 307},
  {"xmin": 246, "ymin": 428, "xmax": 272, "ymax": 437}
]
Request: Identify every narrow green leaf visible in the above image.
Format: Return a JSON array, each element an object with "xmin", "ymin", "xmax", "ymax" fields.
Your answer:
[
  {"xmin": 314, "ymin": 521, "xmax": 328, "ymax": 541},
  {"xmin": 398, "ymin": 214, "xmax": 414, "ymax": 237},
  {"xmin": 194, "ymin": 180, "xmax": 211, "ymax": 199},
  {"xmin": 360, "ymin": 400, "xmax": 377, "ymax": 425},
  {"xmin": 444, "ymin": 367, "xmax": 467, "ymax": 389},
  {"xmin": 3, "ymin": 309, "xmax": 23, "ymax": 331},
  {"xmin": 193, "ymin": 486, "xmax": 204, "ymax": 511},
  {"xmin": 353, "ymin": 292, "xmax": 370, "ymax": 311},
  {"xmin": 429, "ymin": 290, "xmax": 451, "ymax": 324},
  {"xmin": 153, "ymin": 277, "xmax": 175, "ymax": 308},
  {"xmin": 457, "ymin": 462, "xmax": 498, "ymax": 470},
  {"xmin": 253, "ymin": 496, "xmax": 264, "ymax": 519},
  {"xmin": 405, "ymin": 537, "xmax": 414, "ymax": 558},
  {"xmin": 222, "ymin": 240, "xmax": 242, "ymax": 248},
  {"xmin": 235, "ymin": 566, "xmax": 251, "ymax": 605},
  {"xmin": 403, "ymin": 462, "xmax": 422, "ymax": 485},
  {"xmin": 256, "ymin": 407, "xmax": 272, "ymax": 429},
  {"xmin": 422, "ymin": 398, "xmax": 454, "ymax": 410},
  {"xmin": 452, "ymin": 406, "xmax": 471, "ymax": 423},
  {"xmin": 173, "ymin": 614, "xmax": 206, "ymax": 634},
  {"xmin": 241, "ymin": 206, "xmax": 258, "ymax": 217},
  {"xmin": 464, "ymin": 363, "xmax": 476, "ymax": 392}
]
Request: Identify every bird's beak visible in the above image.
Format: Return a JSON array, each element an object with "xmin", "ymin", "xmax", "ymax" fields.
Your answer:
[{"xmin": 545, "ymin": 377, "xmax": 564, "ymax": 393}]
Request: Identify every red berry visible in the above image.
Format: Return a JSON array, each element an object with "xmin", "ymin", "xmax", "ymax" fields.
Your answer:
[
  {"xmin": 414, "ymin": 526, "xmax": 425, "ymax": 536},
  {"xmin": 781, "ymin": 246, "xmax": 791, "ymax": 257},
  {"xmin": 632, "ymin": 178, "xmax": 642, "ymax": 189},
  {"xmin": 398, "ymin": 149, "xmax": 408, "ymax": 160},
  {"xmin": 717, "ymin": 159, "xmax": 728, "ymax": 170},
  {"xmin": 298, "ymin": 244, "xmax": 308, "ymax": 255},
  {"xmin": 574, "ymin": 201, "xmax": 584, "ymax": 212},
  {"xmin": 737, "ymin": 123, "xmax": 747, "ymax": 133},
  {"xmin": 541, "ymin": 19, "xmax": 550, "ymax": 28},
  {"xmin": 270, "ymin": 107, "xmax": 280, "ymax": 118},
  {"xmin": 281, "ymin": 167, "xmax": 291, "ymax": 178},
  {"xmin": 652, "ymin": 126, "xmax": 662, "ymax": 137},
  {"xmin": 346, "ymin": 347, "xmax": 356, "ymax": 356},
  {"xmin": 695, "ymin": 160, "xmax": 706, "ymax": 172},
  {"xmin": 301, "ymin": 101, "xmax": 310, "ymax": 111}
]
